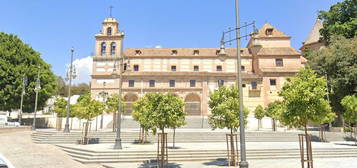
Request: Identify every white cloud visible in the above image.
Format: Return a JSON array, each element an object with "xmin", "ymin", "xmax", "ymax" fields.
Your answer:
[
  {"xmin": 65, "ymin": 56, "xmax": 92, "ymax": 85},
  {"xmin": 154, "ymin": 45, "xmax": 163, "ymax": 48}
]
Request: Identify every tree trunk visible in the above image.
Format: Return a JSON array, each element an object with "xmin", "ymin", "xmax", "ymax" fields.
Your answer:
[
  {"xmin": 112, "ymin": 112, "xmax": 117, "ymax": 132},
  {"xmin": 173, "ymin": 128, "xmax": 176, "ymax": 148},
  {"xmin": 56, "ymin": 117, "xmax": 62, "ymax": 131},
  {"xmin": 355, "ymin": 123, "xmax": 357, "ymax": 145},
  {"xmin": 304, "ymin": 124, "xmax": 311, "ymax": 168},
  {"xmin": 230, "ymin": 128, "xmax": 236, "ymax": 166},
  {"xmin": 160, "ymin": 129, "xmax": 165, "ymax": 168},
  {"xmin": 258, "ymin": 119, "xmax": 262, "ymax": 131},
  {"xmin": 319, "ymin": 124, "xmax": 325, "ymax": 142},
  {"xmin": 272, "ymin": 119, "xmax": 276, "ymax": 131},
  {"xmin": 83, "ymin": 121, "xmax": 89, "ymax": 145}
]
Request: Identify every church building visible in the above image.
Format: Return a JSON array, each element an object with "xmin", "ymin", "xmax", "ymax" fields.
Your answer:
[{"xmin": 90, "ymin": 17, "xmax": 306, "ymax": 116}]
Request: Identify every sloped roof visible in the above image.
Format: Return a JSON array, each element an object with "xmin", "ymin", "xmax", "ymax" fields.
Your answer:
[
  {"xmin": 124, "ymin": 48, "xmax": 252, "ymax": 57},
  {"xmin": 255, "ymin": 23, "xmax": 290, "ymax": 38},
  {"xmin": 303, "ymin": 19, "xmax": 323, "ymax": 45},
  {"xmin": 257, "ymin": 47, "xmax": 301, "ymax": 56}
]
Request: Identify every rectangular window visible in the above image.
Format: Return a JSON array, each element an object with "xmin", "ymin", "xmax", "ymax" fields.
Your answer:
[
  {"xmin": 251, "ymin": 81, "xmax": 257, "ymax": 89},
  {"xmin": 190, "ymin": 80, "xmax": 196, "ymax": 87},
  {"xmin": 218, "ymin": 80, "xmax": 224, "ymax": 87},
  {"xmin": 171, "ymin": 65, "xmax": 177, "ymax": 72},
  {"xmin": 169, "ymin": 80, "xmax": 175, "ymax": 87},
  {"xmin": 149, "ymin": 80, "xmax": 155, "ymax": 87},
  {"xmin": 241, "ymin": 66, "xmax": 245, "ymax": 71},
  {"xmin": 275, "ymin": 58, "xmax": 284, "ymax": 67},
  {"xmin": 216, "ymin": 65, "xmax": 222, "ymax": 71},
  {"xmin": 242, "ymin": 84, "xmax": 246, "ymax": 88},
  {"xmin": 134, "ymin": 65, "xmax": 139, "ymax": 71},
  {"xmin": 270, "ymin": 79, "xmax": 276, "ymax": 86},
  {"xmin": 194, "ymin": 65, "xmax": 199, "ymax": 72},
  {"xmin": 129, "ymin": 80, "xmax": 135, "ymax": 87}
]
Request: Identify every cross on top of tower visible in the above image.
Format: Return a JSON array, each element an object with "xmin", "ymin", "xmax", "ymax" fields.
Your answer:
[{"xmin": 109, "ymin": 5, "xmax": 114, "ymax": 17}]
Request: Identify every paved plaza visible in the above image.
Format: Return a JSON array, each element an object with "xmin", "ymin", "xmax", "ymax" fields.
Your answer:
[{"xmin": 1, "ymin": 129, "xmax": 357, "ymax": 168}]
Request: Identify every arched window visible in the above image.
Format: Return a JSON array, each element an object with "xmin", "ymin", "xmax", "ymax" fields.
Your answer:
[
  {"xmin": 107, "ymin": 27, "xmax": 112, "ymax": 36},
  {"xmin": 110, "ymin": 42, "xmax": 116, "ymax": 56},
  {"xmin": 101, "ymin": 42, "xmax": 106, "ymax": 56}
]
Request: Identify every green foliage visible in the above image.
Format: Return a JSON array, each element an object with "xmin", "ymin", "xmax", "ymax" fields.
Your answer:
[
  {"xmin": 265, "ymin": 101, "xmax": 284, "ymax": 121},
  {"xmin": 208, "ymin": 85, "xmax": 249, "ymax": 130},
  {"xmin": 53, "ymin": 97, "xmax": 67, "ymax": 117},
  {"xmin": 105, "ymin": 93, "xmax": 125, "ymax": 114},
  {"xmin": 0, "ymin": 32, "xmax": 57, "ymax": 112},
  {"xmin": 341, "ymin": 95, "xmax": 357, "ymax": 124},
  {"xmin": 305, "ymin": 36, "xmax": 357, "ymax": 116},
  {"xmin": 279, "ymin": 68, "xmax": 334, "ymax": 128},
  {"xmin": 254, "ymin": 105, "xmax": 265, "ymax": 120},
  {"xmin": 56, "ymin": 76, "xmax": 90, "ymax": 96},
  {"xmin": 73, "ymin": 93, "xmax": 104, "ymax": 121},
  {"xmin": 318, "ymin": 0, "xmax": 357, "ymax": 43},
  {"xmin": 132, "ymin": 95, "xmax": 155, "ymax": 133},
  {"xmin": 138, "ymin": 93, "xmax": 186, "ymax": 133}
]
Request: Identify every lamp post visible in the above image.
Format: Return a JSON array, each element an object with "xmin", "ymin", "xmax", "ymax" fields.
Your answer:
[
  {"xmin": 113, "ymin": 32, "xmax": 125, "ymax": 149},
  {"xmin": 32, "ymin": 66, "xmax": 41, "ymax": 130},
  {"xmin": 99, "ymin": 82, "xmax": 108, "ymax": 129},
  {"xmin": 218, "ymin": 1, "xmax": 258, "ymax": 167},
  {"xmin": 64, "ymin": 47, "xmax": 77, "ymax": 133},
  {"xmin": 19, "ymin": 74, "xmax": 27, "ymax": 124}
]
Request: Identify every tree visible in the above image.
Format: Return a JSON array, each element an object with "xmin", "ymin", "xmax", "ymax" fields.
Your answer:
[
  {"xmin": 254, "ymin": 105, "xmax": 265, "ymax": 130},
  {"xmin": 318, "ymin": 0, "xmax": 357, "ymax": 43},
  {"xmin": 142, "ymin": 93, "xmax": 185, "ymax": 167},
  {"xmin": 53, "ymin": 97, "xmax": 67, "ymax": 130},
  {"xmin": 279, "ymin": 68, "xmax": 334, "ymax": 136},
  {"xmin": 208, "ymin": 85, "xmax": 249, "ymax": 165},
  {"xmin": 265, "ymin": 101, "xmax": 284, "ymax": 132},
  {"xmin": 132, "ymin": 95, "xmax": 155, "ymax": 143},
  {"xmin": 167, "ymin": 94, "xmax": 186, "ymax": 148},
  {"xmin": 341, "ymin": 95, "xmax": 357, "ymax": 141},
  {"xmin": 0, "ymin": 32, "xmax": 57, "ymax": 113},
  {"xmin": 106, "ymin": 93, "xmax": 125, "ymax": 132},
  {"xmin": 305, "ymin": 36, "xmax": 357, "ymax": 125},
  {"xmin": 73, "ymin": 93, "xmax": 104, "ymax": 144},
  {"xmin": 208, "ymin": 85, "xmax": 249, "ymax": 131},
  {"xmin": 279, "ymin": 68, "xmax": 334, "ymax": 167}
]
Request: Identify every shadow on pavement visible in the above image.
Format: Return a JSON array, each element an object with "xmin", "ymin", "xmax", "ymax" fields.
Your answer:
[
  {"xmin": 203, "ymin": 158, "xmax": 229, "ymax": 167},
  {"xmin": 138, "ymin": 160, "xmax": 182, "ymax": 168}
]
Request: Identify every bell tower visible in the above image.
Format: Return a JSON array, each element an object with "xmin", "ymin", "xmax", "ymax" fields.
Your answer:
[{"xmin": 94, "ymin": 16, "xmax": 124, "ymax": 57}]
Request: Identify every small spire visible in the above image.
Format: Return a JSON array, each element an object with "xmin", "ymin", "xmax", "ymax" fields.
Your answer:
[{"xmin": 109, "ymin": 5, "xmax": 114, "ymax": 18}]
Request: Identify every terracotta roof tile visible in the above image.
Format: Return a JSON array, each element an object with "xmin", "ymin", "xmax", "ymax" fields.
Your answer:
[{"xmin": 255, "ymin": 23, "xmax": 290, "ymax": 39}]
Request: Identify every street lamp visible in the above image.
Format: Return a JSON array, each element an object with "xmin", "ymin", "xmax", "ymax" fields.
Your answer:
[
  {"xmin": 32, "ymin": 66, "xmax": 41, "ymax": 130},
  {"xmin": 64, "ymin": 47, "xmax": 77, "ymax": 133},
  {"xmin": 218, "ymin": 1, "xmax": 258, "ymax": 167},
  {"xmin": 99, "ymin": 82, "xmax": 108, "ymax": 129},
  {"xmin": 113, "ymin": 32, "xmax": 125, "ymax": 150},
  {"xmin": 19, "ymin": 74, "xmax": 27, "ymax": 124}
]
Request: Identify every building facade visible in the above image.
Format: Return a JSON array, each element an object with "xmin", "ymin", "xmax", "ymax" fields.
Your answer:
[{"xmin": 90, "ymin": 17, "xmax": 306, "ymax": 116}]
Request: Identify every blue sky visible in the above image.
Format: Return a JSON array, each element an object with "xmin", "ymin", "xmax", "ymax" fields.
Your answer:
[{"xmin": 0, "ymin": 0, "xmax": 342, "ymax": 80}]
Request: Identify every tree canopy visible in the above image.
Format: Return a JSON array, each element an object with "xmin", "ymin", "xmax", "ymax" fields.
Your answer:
[
  {"xmin": 73, "ymin": 93, "xmax": 104, "ymax": 121},
  {"xmin": 254, "ymin": 105, "xmax": 265, "ymax": 120},
  {"xmin": 265, "ymin": 101, "xmax": 284, "ymax": 121},
  {"xmin": 208, "ymin": 85, "xmax": 249, "ymax": 131},
  {"xmin": 0, "ymin": 32, "xmax": 57, "ymax": 112},
  {"xmin": 318, "ymin": 0, "xmax": 357, "ymax": 43},
  {"xmin": 341, "ymin": 95, "xmax": 357, "ymax": 124},
  {"xmin": 279, "ymin": 68, "xmax": 334, "ymax": 129},
  {"xmin": 56, "ymin": 76, "xmax": 90, "ymax": 96},
  {"xmin": 305, "ymin": 36, "xmax": 357, "ymax": 117},
  {"xmin": 132, "ymin": 95, "xmax": 155, "ymax": 134}
]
